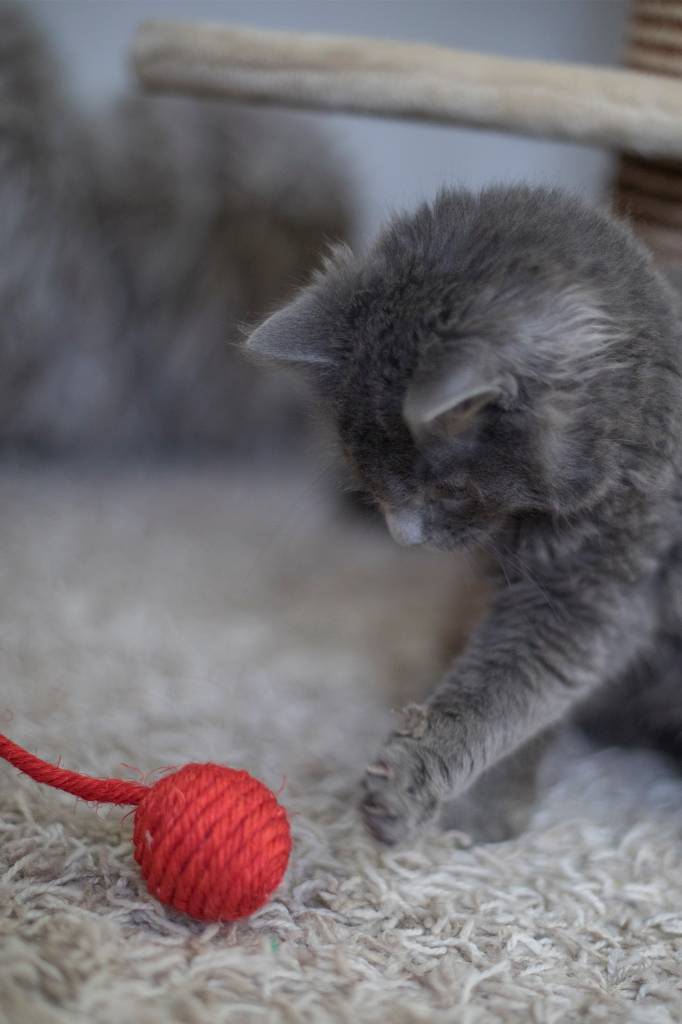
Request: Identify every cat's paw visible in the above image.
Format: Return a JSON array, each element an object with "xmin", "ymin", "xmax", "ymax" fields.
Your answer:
[{"xmin": 360, "ymin": 705, "xmax": 449, "ymax": 845}]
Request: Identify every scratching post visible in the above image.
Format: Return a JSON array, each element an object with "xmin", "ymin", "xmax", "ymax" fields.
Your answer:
[
  {"xmin": 132, "ymin": 14, "xmax": 682, "ymax": 269},
  {"xmin": 133, "ymin": 20, "xmax": 682, "ymax": 159},
  {"xmin": 615, "ymin": 0, "xmax": 682, "ymax": 265}
]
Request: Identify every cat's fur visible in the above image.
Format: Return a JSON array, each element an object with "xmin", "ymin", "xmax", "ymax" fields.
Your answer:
[
  {"xmin": 247, "ymin": 185, "xmax": 682, "ymax": 844},
  {"xmin": 0, "ymin": 4, "xmax": 352, "ymax": 456}
]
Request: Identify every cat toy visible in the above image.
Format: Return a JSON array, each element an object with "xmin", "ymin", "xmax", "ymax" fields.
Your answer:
[{"xmin": 0, "ymin": 734, "xmax": 291, "ymax": 922}]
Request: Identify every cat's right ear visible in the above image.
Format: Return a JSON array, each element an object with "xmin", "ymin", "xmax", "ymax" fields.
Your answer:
[
  {"xmin": 404, "ymin": 356, "xmax": 512, "ymax": 440},
  {"xmin": 245, "ymin": 293, "xmax": 334, "ymax": 367}
]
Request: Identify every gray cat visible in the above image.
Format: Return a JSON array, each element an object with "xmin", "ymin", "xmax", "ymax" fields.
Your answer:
[
  {"xmin": 0, "ymin": 4, "xmax": 352, "ymax": 456},
  {"xmin": 247, "ymin": 185, "xmax": 682, "ymax": 844}
]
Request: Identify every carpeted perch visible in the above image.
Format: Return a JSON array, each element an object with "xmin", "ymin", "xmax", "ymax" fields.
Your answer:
[
  {"xmin": 614, "ymin": 0, "xmax": 682, "ymax": 265},
  {"xmin": 133, "ymin": 19, "xmax": 682, "ymax": 158}
]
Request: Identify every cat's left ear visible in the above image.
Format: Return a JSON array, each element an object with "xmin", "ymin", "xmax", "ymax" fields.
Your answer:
[
  {"xmin": 246, "ymin": 292, "xmax": 335, "ymax": 367},
  {"xmin": 404, "ymin": 354, "xmax": 515, "ymax": 439}
]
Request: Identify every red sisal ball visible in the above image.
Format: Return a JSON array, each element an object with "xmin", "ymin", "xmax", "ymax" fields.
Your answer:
[
  {"xmin": 0, "ymin": 734, "xmax": 292, "ymax": 924},
  {"xmin": 132, "ymin": 763, "xmax": 292, "ymax": 921}
]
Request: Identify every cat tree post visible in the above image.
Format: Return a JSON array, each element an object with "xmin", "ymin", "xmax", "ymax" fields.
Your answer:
[
  {"xmin": 614, "ymin": 0, "xmax": 682, "ymax": 266},
  {"xmin": 133, "ymin": 21, "xmax": 682, "ymax": 158},
  {"xmin": 133, "ymin": 15, "xmax": 682, "ymax": 268}
]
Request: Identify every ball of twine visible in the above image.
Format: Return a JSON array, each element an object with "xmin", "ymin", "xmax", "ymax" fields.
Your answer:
[
  {"xmin": 0, "ymin": 734, "xmax": 292, "ymax": 922},
  {"xmin": 133, "ymin": 762, "xmax": 291, "ymax": 920}
]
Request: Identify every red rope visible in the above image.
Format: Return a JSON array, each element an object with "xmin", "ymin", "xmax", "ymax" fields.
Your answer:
[
  {"xmin": 0, "ymin": 732, "xmax": 293, "ymax": 921},
  {"xmin": 0, "ymin": 734, "xmax": 148, "ymax": 806}
]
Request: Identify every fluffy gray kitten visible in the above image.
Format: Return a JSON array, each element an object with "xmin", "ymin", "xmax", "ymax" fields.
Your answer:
[
  {"xmin": 247, "ymin": 185, "xmax": 682, "ymax": 845},
  {"xmin": 0, "ymin": 4, "xmax": 352, "ymax": 455}
]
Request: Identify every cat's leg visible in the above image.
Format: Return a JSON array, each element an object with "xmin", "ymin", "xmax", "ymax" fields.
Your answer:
[
  {"xmin": 575, "ymin": 633, "xmax": 682, "ymax": 759},
  {"xmin": 438, "ymin": 727, "xmax": 556, "ymax": 843},
  {"xmin": 361, "ymin": 560, "xmax": 657, "ymax": 844}
]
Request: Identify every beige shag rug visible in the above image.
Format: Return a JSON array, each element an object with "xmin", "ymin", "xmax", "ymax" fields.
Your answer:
[{"xmin": 2, "ymin": 466, "xmax": 682, "ymax": 1024}]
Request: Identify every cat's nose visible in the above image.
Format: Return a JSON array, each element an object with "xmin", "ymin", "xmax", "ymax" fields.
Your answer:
[{"xmin": 384, "ymin": 506, "xmax": 425, "ymax": 546}]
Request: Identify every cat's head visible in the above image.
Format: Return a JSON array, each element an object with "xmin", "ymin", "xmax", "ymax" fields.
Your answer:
[{"xmin": 246, "ymin": 186, "xmax": 674, "ymax": 551}]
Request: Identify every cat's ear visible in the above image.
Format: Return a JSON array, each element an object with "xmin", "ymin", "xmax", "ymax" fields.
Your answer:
[
  {"xmin": 404, "ymin": 356, "xmax": 513, "ymax": 439},
  {"xmin": 245, "ymin": 293, "xmax": 334, "ymax": 367}
]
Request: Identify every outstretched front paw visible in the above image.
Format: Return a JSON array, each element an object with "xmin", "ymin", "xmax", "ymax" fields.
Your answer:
[{"xmin": 360, "ymin": 704, "xmax": 450, "ymax": 846}]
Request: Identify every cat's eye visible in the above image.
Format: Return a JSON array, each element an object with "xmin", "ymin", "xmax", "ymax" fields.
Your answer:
[
  {"xmin": 426, "ymin": 482, "xmax": 466, "ymax": 504},
  {"xmin": 439, "ymin": 495, "xmax": 468, "ymax": 511},
  {"xmin": 424, "ymin": 482, "xmax": 472, "ymax": 517}
]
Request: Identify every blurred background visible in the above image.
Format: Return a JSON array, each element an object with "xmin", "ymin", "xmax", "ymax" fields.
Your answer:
[{"xmin": 0, "ymin": 1, "xmax": 636, "ymax": 460}]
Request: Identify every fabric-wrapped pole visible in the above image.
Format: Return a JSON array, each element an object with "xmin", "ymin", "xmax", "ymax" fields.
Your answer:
[
  {"xmin": 614, "ymin": 0, "xmax": 682, "ymax": 264},
  {"xmin": 133, "ymin": 20, "xmax": 682, "ymax": 159}
]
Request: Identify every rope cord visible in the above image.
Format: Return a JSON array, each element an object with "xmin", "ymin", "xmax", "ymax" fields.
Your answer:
[{"xmin": 0, "ymin": 733, "xmax": 148, "ymax": 805}]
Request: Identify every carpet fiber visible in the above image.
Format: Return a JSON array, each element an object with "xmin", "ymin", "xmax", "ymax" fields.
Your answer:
[{"xmin": 2, "ymin": 466, "xmax": 682, "ymax": 1023}]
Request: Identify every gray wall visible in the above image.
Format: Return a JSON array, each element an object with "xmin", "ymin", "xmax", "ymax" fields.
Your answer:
[{"xmin": 31, "ymin": 0, "xmax": 630, "ymax": 239}]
